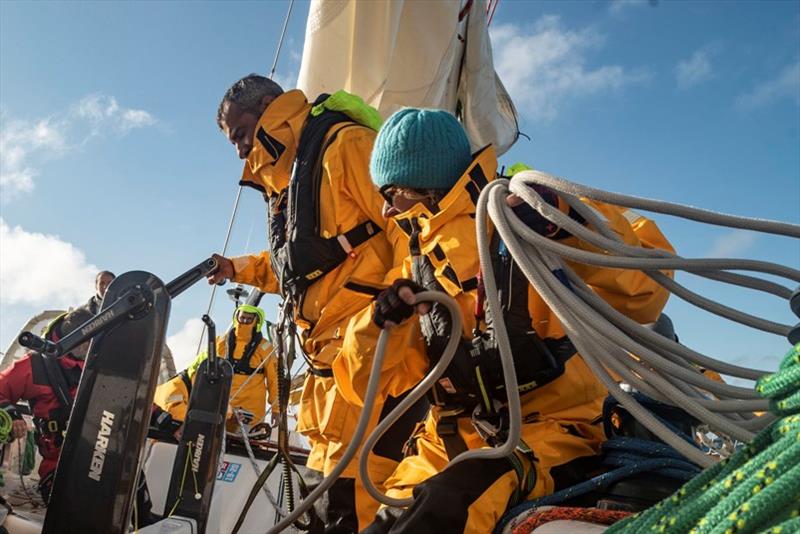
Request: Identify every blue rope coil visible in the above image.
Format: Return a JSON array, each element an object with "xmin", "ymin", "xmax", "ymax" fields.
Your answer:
[{"xmin": 493, "ymin": 436, "xmax": 701, "ymax": 533}]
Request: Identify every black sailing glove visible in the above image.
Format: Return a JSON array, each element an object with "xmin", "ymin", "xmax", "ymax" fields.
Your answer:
[
  {"xmin": 511, "ymin": 184, "xmax": 562, "ymax": 237},
  {"xmin": 373, "ymin": 279, "xmax": 426, "ymax": 328}
]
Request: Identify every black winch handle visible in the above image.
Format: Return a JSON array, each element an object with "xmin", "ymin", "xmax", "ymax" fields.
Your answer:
[
  {"xmin": 19, "ymin": 284, "xmax": 151, "ymax": 358},
  {"xmin": 202, "ymin": 315, "xmax": 221, "ymax": 380},
  {"xmin": 18, "ymin": 332, "xmax": 59, "ymax": 356},
  {"xmin": 166, "ymin": 257, "xmax": 220, "ymax": 299}
]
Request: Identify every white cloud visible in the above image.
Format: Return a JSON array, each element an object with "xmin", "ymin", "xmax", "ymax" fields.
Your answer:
[
  {"xmin": 736, "ymin": 62, "xmax": 800, "ymax": 110},
  {"xmin": 120, "ymin": 108, "xmax": 156, "ymax": 131},
  {"xmin": 707, "ymin": 229, "xmax": 757, "ymax": 257},
  {"xmin": 0, "ymin": 218, "xmax": 97, "ymax": 308},
  {"xmin": 166, "ymin": 317, "xmax": 207, "ymax": 371},
  {"xmin": 0, "ymin": 94, "xmax": 157, "ymax": 199},
  {"xmin": 490, "ymin": 16, "xmax": 650, "ymax": 122},
  {"xmin": 676, "ymin": 47, "xmax": 715, "ymax": 89}
]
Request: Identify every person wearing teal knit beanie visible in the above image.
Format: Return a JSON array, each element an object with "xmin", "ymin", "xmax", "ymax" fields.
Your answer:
[{"xmin": 370, "ymin": 108, "xmax": 473, "ymax": 192}]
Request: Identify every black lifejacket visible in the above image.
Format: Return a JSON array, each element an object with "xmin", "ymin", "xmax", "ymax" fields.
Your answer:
[
  {"xmin": 225, "ymin": 329, "xmax": 264, "ymax": 375},
  {"xmin": 263, "ymin": 94, "xmax": 382, "ymax": 300},
  {"xmin": 400, "ymin": 163, "xmax": 574, "ymax": 413},
  {"xmin": 483, "ymin": 234, "xmax": 576, "ymax": 397},
  {"xmin": 29, "ymin": 351, "xmax": 82, "ymax": 444}
]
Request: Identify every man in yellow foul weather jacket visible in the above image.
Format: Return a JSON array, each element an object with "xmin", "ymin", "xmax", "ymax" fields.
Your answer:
[
  {"xmin": 206, "ymin": 75, "xmax": 427, "ymax": 532},
  {"xmin": 154, "ymin": 305, "xmax": 278, "ymax": 431},
  {"xmin": 329, "ymin": 108, "xmax": 674, "ymax": 533}
]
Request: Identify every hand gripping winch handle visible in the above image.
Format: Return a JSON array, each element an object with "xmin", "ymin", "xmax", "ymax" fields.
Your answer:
[
  {"xmin": 202, "ymin": 314, "xmax": 221, "ymax": 380},
  {"xmin": 166, "ymin": 257, "xmax": 220, "ymax": 298}
]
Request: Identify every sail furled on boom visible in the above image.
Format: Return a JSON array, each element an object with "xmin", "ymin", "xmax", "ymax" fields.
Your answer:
[{"xmin": 297, "ymin": 0, "xmax": 519, "ymax": 155}]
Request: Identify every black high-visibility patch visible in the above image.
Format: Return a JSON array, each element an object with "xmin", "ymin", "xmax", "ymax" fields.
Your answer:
[
  {"xmin": 344, "ymin": 281, "xmax": 382, "ymax": 297},
  {"xmin": 256, "ymin": 127, "xmax": 286, "ymax": 161},
  {"xmin": 469, "ymin": 164, "xmax": 489, "ymax": 189}
]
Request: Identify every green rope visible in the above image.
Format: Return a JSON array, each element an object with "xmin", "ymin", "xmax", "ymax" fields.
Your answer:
[
  {"xmin": 0, "ymin": 409, "xmax": 12, "ymax": 443},
  {"xmin": 21, "ymin": 431, "xmax": 35, "ymax": 475},
  {"xmin": 606, "ymin": 344, "xmax": 800, "ymax": 534}
]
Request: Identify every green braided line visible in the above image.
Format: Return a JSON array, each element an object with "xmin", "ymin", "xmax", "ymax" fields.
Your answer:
[
  {"xmin": 706, "ymin": 462, "xmax": 800, "ymax": 534},
  {"xmin": 604, "ymin": 345, "xmax": 799, "ymax": 534},
  {"xmin": 0, "ymin": 409, "xmax": 12, "ymax": 443},
  {"xmin": 758, "ymin": 364, "xmax": 800, "ymax": 399},
  {"xmin": 647, "ymin": 431, "xmax": 788, "ymax": 534},
  {"xmin": 777, "ymin": 344, "xmax": 799, "ymax": 371},
  {"xmin": 607, "ymin": 423, "xmax": 787, "ymax": 534},
  {"xmin": 764, "ymin": 511, "xmax": 800, "ymax": 533},
  {"xmin": 771, "ymin": 389, "xmax": 800, "ymax": 416},
  {"xmin": 760, "ymin": 497, "xmax": 800, "ymax": 532},
  {"xmin": 690, "ymin": 439, "xmax": 800, "ymax": 534},
  {"xmin": 774, "ymin": 414, "xmax": 800, "ymax": 436}
]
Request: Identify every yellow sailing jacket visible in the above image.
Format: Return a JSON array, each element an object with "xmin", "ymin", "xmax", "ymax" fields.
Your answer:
[
  {"xmin": 333, "ymin": 146, "xmax": 498, "ymax": 407},
  {"xmin": 153, "ymin": 332, "xmax": 278, "ymax": 425},
  {"xmin": 334, "ymin": 150, "xmax": 675, "ymax": 418},
  {"xmin": 230, "ymin": 90, "xmax": 393, "ymax": 368},
  {"xmin": 187, "ymin": 332, "xmax": 279, "ymax": 426}
]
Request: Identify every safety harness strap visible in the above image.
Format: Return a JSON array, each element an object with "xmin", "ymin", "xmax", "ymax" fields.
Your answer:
[
  {"xmin": 29, "ymin": 352, "xmax": 76, "ymax": 413},
  {"xmin": 275, "ymin": 94, "xmax": 384, "ymax": 300},
  {"xmin": 306, "ymin": 366, "xmax": 334, "ymax": 378},
  {"xmin": 226, "ymin": 330, "xmax": 264, "ymax": 375},
  {"xmin": 437, "ymin": 415, "xmax": 469, "ymax": 460}
]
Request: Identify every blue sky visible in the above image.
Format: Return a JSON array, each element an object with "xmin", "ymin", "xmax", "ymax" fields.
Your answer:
[{"xmin": 1, "ymin": 0, "xmax": 798, "ymax": 377}]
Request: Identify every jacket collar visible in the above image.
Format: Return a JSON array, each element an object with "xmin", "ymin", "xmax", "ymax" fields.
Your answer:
[
  {"xmin": 240, "ymin": 89, "xmax": 311, "ymax": 196},
  {"xmin": 391, "ymin": 145, "xmax": 497, "ymax": 242}
]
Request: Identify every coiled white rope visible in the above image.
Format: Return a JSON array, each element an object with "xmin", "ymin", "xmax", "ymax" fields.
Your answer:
[
  {"xmin": 484, "ymin": 170, "xmax": 799, "ymax": 466},
  {"xmin": 264, "ymin": 169, "xmax": 797, "ymax": 517}
]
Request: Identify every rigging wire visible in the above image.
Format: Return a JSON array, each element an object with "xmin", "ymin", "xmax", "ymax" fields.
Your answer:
[{"xmin": 192, "ymin": 0, "xmax": 296, "ymax": 359}]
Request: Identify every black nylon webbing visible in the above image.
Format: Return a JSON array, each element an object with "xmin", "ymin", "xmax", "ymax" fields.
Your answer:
[{"xmin": 436, "ymin": 416, "xmax": 468, "ymax": 460}]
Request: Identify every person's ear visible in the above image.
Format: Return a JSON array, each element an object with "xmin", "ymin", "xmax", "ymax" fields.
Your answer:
[{"xmin": 259, "ymin": 94, "xmax": 273, "ymax": 113}]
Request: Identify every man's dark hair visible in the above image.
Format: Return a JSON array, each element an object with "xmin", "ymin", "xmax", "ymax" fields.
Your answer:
[
  {"xmin": 216, "ymin": 74, "xmax": 284, "ymax": 130},
  {"xmin": 96, "ymin": 270, "xmax": 115, "ymax": 282}
]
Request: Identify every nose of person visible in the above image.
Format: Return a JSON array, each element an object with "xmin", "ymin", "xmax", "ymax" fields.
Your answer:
[
  {"xmin": 237, "ymin": 140, "xmax": 252, "ymax": 159},
  {"xmin": 382, "ymin": 200, "xmax": 399, "ymax": 220}
]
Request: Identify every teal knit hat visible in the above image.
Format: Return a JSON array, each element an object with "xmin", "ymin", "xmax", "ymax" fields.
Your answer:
[{"xmin": 370, "ymin": 108, "xmax": 473, "ymax": 191}]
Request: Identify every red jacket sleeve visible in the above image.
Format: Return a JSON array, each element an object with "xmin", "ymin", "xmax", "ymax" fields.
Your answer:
[{"xmin": 0, "ymin": 356, "xmax": 34, "ymax": 408}]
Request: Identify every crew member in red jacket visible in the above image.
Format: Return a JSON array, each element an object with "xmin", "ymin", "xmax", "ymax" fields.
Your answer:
[{"xmin": 0, "ymin": 308, "xmax": 93, "ymax": 501}]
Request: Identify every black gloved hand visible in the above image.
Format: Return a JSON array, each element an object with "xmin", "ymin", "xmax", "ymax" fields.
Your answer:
[
  {"xmin": 151, "ymin": 405, "xmax": 180, "ymax": 432},
  {"xmin": 373, "ymin": 279, "xmax": 426, "ymax": 328}
]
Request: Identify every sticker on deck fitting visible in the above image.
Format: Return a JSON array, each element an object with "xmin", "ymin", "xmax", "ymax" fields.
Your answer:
[{"xmin": 217, "ymin": 461, "xmax": 241, "ymax": 483}]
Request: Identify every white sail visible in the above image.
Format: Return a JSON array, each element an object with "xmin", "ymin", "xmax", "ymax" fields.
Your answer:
[
  {"xmin": 297, "ymin": 0, "xmax": 519, "ymax": 155},
  {"xmin": 0, "ymin": 310, "xmax": 64, "ymax": 371}
]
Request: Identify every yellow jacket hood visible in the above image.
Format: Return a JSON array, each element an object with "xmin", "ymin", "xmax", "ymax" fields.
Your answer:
[
  {"xmin": 391, "ymin": 145, "xmax": 497, "ymax": 248},
  {"xmin": 240, "ymin": 89, "xmax": 311, "ymax": 196}
]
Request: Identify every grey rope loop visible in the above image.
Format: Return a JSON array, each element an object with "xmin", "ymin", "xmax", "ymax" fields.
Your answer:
[
  {"xmin": 516, "ymin": 170, "xmax": 800, "ymax": 238},
  {"xmin": 266, "ymin": 291, "xmax": 463, "ymax": 531},
  {"xmin": 481, "ymin": 170, "xmax": 798, "ymax": 466},
  {"xmin": 194, "ymin": 0, "xmax": 296, "ymax": 358}
]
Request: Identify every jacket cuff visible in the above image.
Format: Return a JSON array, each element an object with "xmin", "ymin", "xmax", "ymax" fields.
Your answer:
[{"xmin": 230, "ymin": 256, "xmax": 252, "ymax": 283}]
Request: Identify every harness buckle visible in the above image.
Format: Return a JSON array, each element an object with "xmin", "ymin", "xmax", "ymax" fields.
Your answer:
[
  {"xmin": 436, "ymin": 417, "xmax": 460, "ymax": 437},
  {"xmin": 471, "ymin": 399, "xmax": 508, "ymax": 446},
  {"xmin": 47, "ymin": 420, "xmax": 59, "ymax": 433},
  {"xmin": 337, "ymin": 234, "xmax": 357, "ymax": 259}
]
